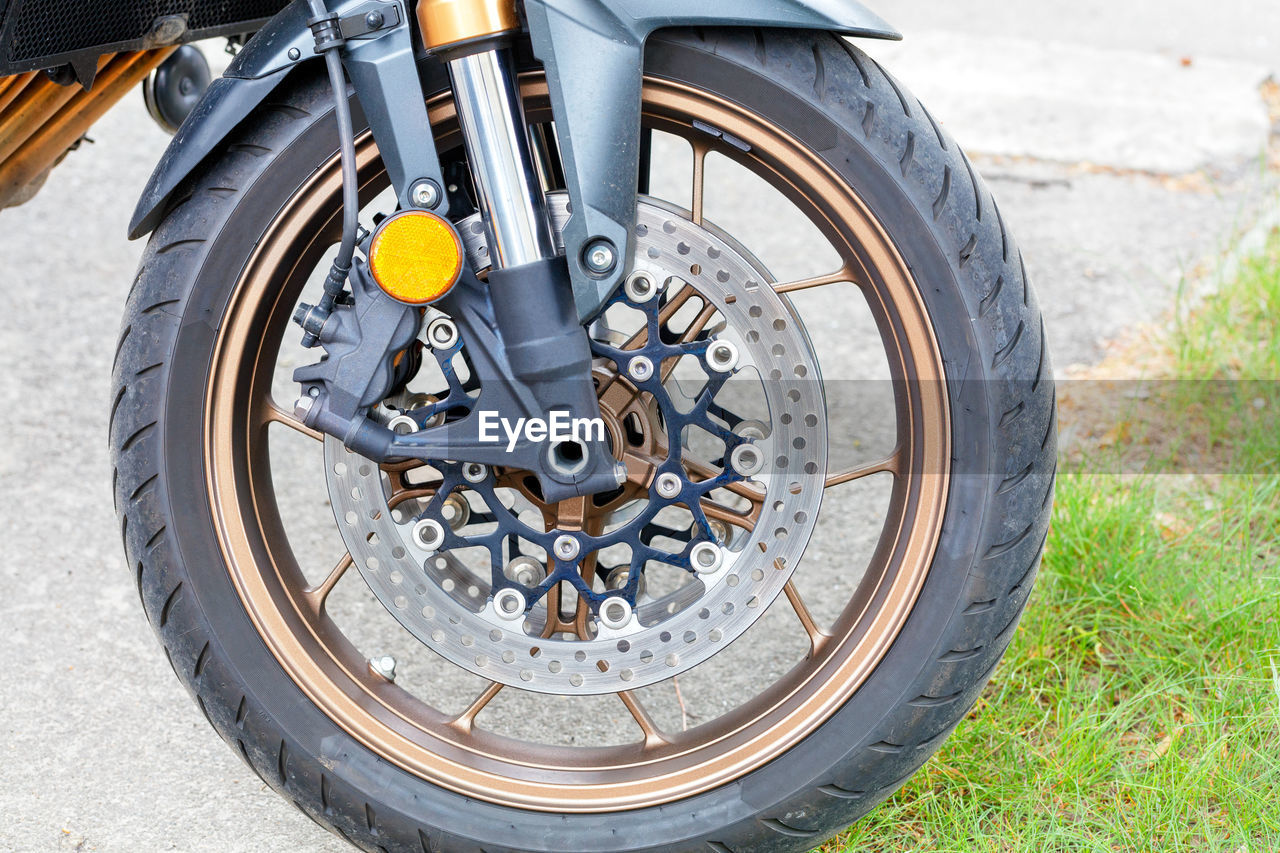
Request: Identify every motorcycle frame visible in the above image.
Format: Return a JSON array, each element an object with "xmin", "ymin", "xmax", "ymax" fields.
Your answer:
[{"xmin": 129, "ymin": 0, "xmax": 899, "ymax": 317}]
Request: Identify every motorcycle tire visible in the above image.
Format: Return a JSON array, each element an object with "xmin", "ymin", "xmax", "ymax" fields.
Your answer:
[{"xmin": 112, "ymin": 28, "xmax": 1055, "ymax": 853}]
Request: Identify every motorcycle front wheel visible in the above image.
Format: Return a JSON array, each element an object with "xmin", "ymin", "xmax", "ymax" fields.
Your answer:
[{"xmin": 112, "ymin": 28, "xmax": 1055, "ymax": 852}]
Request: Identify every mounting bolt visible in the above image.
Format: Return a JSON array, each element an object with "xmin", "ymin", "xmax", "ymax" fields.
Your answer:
[
  {"xmin": 387, "ymin": 414, "xmax": 418, "ymax": 435},
  {"xmin": 411, "ymin": 179, "xmax": 442, "ymax": 209},
  {"xmin": 553, "ymin": 535, "xmax": 580, "ymax": 562},
  {"xmin": 492, "ymin": 588, "xmax": 527, "ymax": 621},
  {"xmin": 365, "ymin": 10, "xmax": 385, "ymax": 29},
  {"xmin": 288, "ymin": 47, "xmax": 301, "ymax": 61},
  {"xmin": 505, "ymin": 557, "xmax": 546, "ymax": 587},
  {"xmin": 426, "ymin": 317, "xmax": 459, "ymax": 350},
  {"xmin": 613, "ymin": 462, "xmax": 629, "ymax": 487},
  {"xmin": 412, "ymin": 518, "xmax": 446, "ymax": 552},
  {"xmin": 690, "ymin": 542, "xmax": 724, "ymax": 575},
  {"xmin": 705, "ymin": 340, "xmax": 739, "ymax": 374},
  {"xmin": 597, "ymin": 596, "xmax": 633, "ymax": 631},
  {"xmin": 627, "ymin": 356, "xmax": 654, "ymax": 383},
  {"xmin": 582, "ymin": 239, "xmax": 617, "ymax": 275},
  {"xmin": 730, "ymin": 443, "xmax": 765, "ymax": 477},
  {"xmin": 462, "ymin": 462, "xmax": 488, "ymax": 484},
  {"xmin": 370, "ymin": 655, "xmax": 397, "ymax": 681},
  {"xmin": 655, "ymin": 472, "xmax": 682, "ymax": 499},
  {"xmin": 624, "ymin": 270, "xmax": 659, "ymax": 303},
  {"xmin": 293, "ymin": 396, "xmax": 315, "ymax": 422}
]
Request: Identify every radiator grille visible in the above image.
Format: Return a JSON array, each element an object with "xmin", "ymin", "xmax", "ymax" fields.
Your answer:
[{"xmin": 2, "ymin": 0, "xmax": 287, "ymax": 67}]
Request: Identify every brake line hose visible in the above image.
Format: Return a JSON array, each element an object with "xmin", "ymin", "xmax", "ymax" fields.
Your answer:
[{"xmin": 300, "ymin": 0, "xmax": 360, "ymax": 347}]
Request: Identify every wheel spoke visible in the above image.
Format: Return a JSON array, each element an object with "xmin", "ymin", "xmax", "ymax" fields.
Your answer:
[
  {"xmin": 774, "ymin": 265, "xmax": 862, "ymax": 295},
  {"xmin": 263, "ymin": 397, "xmax": 323, "ymax": 442},
  {"xmin": 448, "ymin": 681, "xmax": 504, "ymax": 734},
  {"xmin": 783, "ymin": 580, "xmax": 830, "ymax": 654},
  {"xmin": 619, "ymin": 691, "xmax": 669, "ymax": 748},
  {"xmin": 387, "ymin": 486, "xmax": 443, "ymax": 510},
  {"xmin": 302, "ymin": 552, "xmax": 353, "ymax": 614},
  {"xmin": 825, "ymin": 451, "xmax": 901, "ymax": 489},
  {"xmin": 691, "ymin": 141, "xmax": 709, "ymax": 226}
]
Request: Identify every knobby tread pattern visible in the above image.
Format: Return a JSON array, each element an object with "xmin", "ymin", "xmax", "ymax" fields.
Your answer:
[{"xmin": 112, "ymin": 30, "xmax": 1054, "ymax": 853}]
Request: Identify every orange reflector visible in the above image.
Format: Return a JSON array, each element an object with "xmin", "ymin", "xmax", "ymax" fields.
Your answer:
[{"xmin": 368, "ymin": 210, "xmax": 464, "ymax": 305}]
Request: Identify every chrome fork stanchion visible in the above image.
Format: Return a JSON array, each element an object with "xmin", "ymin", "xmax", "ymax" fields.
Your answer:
[{"xmin": 446, "ymin": 47, "xmax": 558, "ymax": 270}]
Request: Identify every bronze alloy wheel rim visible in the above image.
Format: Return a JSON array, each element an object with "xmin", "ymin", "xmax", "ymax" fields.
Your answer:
[{"xmin": 204, "ymin": 75, "xmax": 951, "ymax": 812}]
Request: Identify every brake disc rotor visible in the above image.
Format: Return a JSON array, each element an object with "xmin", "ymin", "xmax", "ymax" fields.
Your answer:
[{"xmin": 325, "ymin": 196, "xmax": 826, "ymax": 694}]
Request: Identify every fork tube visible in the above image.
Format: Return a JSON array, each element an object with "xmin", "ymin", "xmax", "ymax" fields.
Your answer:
[{"xmin": 447, "ymin": 47, "xmax": 557, "ymax": 271}]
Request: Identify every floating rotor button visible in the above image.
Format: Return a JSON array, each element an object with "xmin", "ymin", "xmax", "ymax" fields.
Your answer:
[{"xmin": 368, "ymin": 210, "xmax": 464, "ymax": 305}]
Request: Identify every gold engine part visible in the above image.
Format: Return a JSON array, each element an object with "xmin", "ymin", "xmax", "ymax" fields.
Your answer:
[
  {"xmin": 416, "ymin": 0, "xmax": 519, "ymax": 52},
  {"xmin": 0, "ymin": 49, "xmax": 175, "ymax": 210}
]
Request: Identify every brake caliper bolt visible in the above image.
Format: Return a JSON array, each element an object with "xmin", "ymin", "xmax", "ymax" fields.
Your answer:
[
  {"xmin": 412, "ymin": 518, "xmax": 446, "ymax": 552},
  {"xmin": 553, "ymin": 534, "xmax": 581, "ymax": 562},
  {"xmin": 627, "ymin": 355, "xmax": 654, "ymax": 383},
  {"xmin": 655, "ymin": 472, "xmax": 683, "ymax": 499},
  {"xmin": 583, "ymin": 239, "xmax": 617, "ymax": 275},
  {"xmin": 293, "ymin": 396, "xmax": 315, "ymax": 422},
  {"xmin": 411, "ymin": 179, "xmax": 442, "ymax": 209},
  {"xmin": 370, "ymin": 655, "xmax": 397, "ymax": 681}
]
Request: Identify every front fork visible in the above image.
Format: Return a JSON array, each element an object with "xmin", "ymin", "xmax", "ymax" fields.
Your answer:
[{"xmin": 295, "ymin": 0, "xmax": 623, "ymax": 502}]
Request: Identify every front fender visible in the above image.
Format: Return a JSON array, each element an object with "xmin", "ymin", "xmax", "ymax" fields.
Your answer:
[
  {"xmin": 523, "ymin": 0, "xmax": 899, "ymax": 317},
  {"xmin": 130, "ymin": 0, "xmax": 445, "ymax": 240},
  {"xmin": 128, "ymin": 2, "xmax": 316, "ymax": 239}
]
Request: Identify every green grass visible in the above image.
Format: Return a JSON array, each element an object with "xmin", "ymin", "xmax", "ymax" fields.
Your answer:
[{"xmin": 821, "ymin": 234, "xmax": 1280, "ymax": 852}]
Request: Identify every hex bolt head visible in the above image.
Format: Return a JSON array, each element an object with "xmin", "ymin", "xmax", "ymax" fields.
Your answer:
[
  {"xmin": 627, "ymin": 356, "xmax": 655, "ymax": 383},
  {"xmin": 553, "ymin": 535, "xmax": 580, "ymax": 562},
  {"xmin": 293, "ymin": 395, "xmax": 315, "ymax": 422},
  {"xmin": 462, "ymin": 462, "xmax": 488, "ymax": 484},
  {"xmin": 613, "ymin": 462, "xmax": 629, "ymax": 487},
  {"xmin": 655, "ymin": 472, "xmax": 683, "ymax": 499},
  {"xmin": 583, "ymin": 239, "xmax": 617, "ymax": 275},
  {"xmin": 370, "ymin": 655, "xmax": 397, "ymax": 681},
  {"xmin": 411, "ymin": 180, "xmax": 442, "ymax": 209},
  {"xmin": 412, "ymin": 518, "xmax": 446, "ymax": 552}
]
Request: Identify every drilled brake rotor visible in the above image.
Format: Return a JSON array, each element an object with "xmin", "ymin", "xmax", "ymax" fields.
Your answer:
[{"xmin": 325, "ymin": 196, "xmax": 826, "ymax": 694}]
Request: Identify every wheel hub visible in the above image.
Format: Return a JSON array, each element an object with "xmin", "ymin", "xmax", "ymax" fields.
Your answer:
[{"xmin": 325, "ymin": 196, "xmax": 827, "ymax": 694}]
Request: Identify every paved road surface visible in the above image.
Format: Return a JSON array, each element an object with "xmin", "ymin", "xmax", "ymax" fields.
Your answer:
[{"xmin": 0, "ymin": 4, "xmax": 1276, "ymax": 851}]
